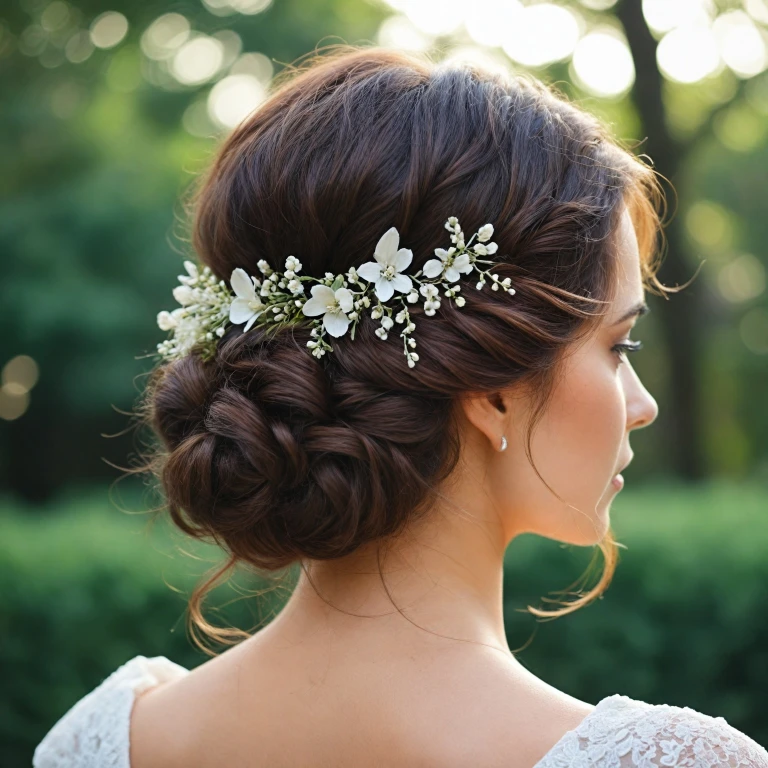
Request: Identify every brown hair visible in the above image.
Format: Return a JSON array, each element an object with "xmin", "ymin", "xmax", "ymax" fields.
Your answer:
[{"xmin": 136, "ymin": 45, "xmax": 671, "ymax": 654}]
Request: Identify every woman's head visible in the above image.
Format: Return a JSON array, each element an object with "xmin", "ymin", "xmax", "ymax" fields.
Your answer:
[{"xmin": 138, "ymin": 45, "xmax": 670, "ymax": 648}]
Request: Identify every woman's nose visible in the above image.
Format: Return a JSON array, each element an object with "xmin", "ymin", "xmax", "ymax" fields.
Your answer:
[{"xmin": 626, "ymin": 363, "xmax": 659, "ymax": 431}]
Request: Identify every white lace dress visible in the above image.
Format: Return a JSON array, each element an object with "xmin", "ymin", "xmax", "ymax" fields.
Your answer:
[{"xmin": 32, "ymin": 654, "xmax": 768, "ymax": 767}]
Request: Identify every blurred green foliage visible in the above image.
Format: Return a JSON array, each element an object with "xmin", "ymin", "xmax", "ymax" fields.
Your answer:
[{"xmin": 1, "ymin": 481, "xmax": 767, "ymax": 765}]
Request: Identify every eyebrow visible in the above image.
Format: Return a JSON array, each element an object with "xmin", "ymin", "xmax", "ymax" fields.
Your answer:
[{"xmin": 613, "ymin": 301, "xmax": 650, "ymax": 325}]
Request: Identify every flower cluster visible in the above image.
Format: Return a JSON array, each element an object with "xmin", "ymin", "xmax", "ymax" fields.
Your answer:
[{"xmin": 155, "ymin": 216, "xmax": 515, "ymax": 368}]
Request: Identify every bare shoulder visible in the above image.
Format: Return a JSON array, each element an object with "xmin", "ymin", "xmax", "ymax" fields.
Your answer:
[
  {"xmin": 129, "ymin": 638, "xmax": 596, "ymax": 768},
  {"xmin": 403, "ymin": 649, "xmax": 596, "ymax": 768}
]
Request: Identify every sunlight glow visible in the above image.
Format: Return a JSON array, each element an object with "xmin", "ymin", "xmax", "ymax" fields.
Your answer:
[
  {"xmin": 395, "ymin": 0, "xmax": 467, "ymax": 36},
  {"xmin": 230, "ymin": 52, "xmax": 274, "ymax": 82},
  {"xmin": 171, "ymin": 35, "xmax": 225, "ymax": 85},
  {"xmin": 578, "ymin": 0, "xmax": 617, "ymax": 9},
  {"xmin": 501, "ymin": 3, "xmax": 581, "ymax": 68},
  {"xmin": 140, "ymin": 14, "xmax": 190, "ymax": 61},
  {"xmin": 718, "ymin": 253, "xmax": 766, "ymax": 302},
  {"xmin": 208, "ymin": 74, "xmax": 267, "ymax": 128},
  {"xmin": 572, "ymin": 29, "xmax": 635, "ymax": 97},
  {"xmin": 463, "ymin": 0, "xmax": 523, "ymax": 48},
  {"xmin": 377, "ymin": 14, "xmax": 434, "ymax": 51},
  {"xmin": 744, "ymin": 0, "xmax": 768, "ymax": 25},
  {"xmin": 89, "ymin": 11, "xmax": 129, "ymax": 49},
  {"xmin": 642, "ymin": 0, "xmax": 715, "ymax": 35},
  {"xmin": 202, "ymin": 0, "xmax": 273, "ymax": 16},
  {"xmin": 656, "ymin": 24, "xmax": 721, "ymax": 83},
  {"xmin": 713, "ymin": 11, "xmax": 767, "ymax": 78}
]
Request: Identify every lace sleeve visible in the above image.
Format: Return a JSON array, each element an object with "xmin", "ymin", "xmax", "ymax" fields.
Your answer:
[
  {"xmin": 536, "ymin": 694, "xmax": 768, "ymax": 768},
  {"xmin": 32, "ymin": 655, "xmax": 189, "ymax": 768}
]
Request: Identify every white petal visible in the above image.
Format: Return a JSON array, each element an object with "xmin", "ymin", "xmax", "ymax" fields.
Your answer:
[
  {"xmin": 477, "ymin": 224, "xmax": 494, "ymax": 242},
  {"xmin": 394, "ymin": 248, "xmax": 413, "ymax": 273},
  {"xmin": 357, "ymin": 261, "xmax": 381, "ymax": 283},
  {"xmin": 302, "ymin": 284, "xmax": 335, "ymax": 316},
  {"xmin": 374, "ymin": 278, "xmax": 395, "ymax": 302},
  {"xmin": 244, "ymin": 311, "xmax": 262, "ymax": 332},
  {"xmin": 444, "ymin": 266, "xmax": 460, "ymax": 282},
  {"xmin": 335, "ymin": 287, "xmax": 355, "ymax": 313},
  {"xmin": 391, "ymin": 273, "xmax": 413, "ymax": 294},
  {"xmin": 230, "ymin": 268, "xmax": 256, "ymax": 299},
  {"xmin": 173, "ymin": 285, "xmax": 193, "ymax": 305},
  {"xmin": 453, "ymin": 253, "xmax": 471, "ymax": 273},
  {"xmin": 183, "ymin": 260, "xmax": 199, "ymax": 278},
  {"xmin": 324, "ymin": 311, "xmax": 350, "ymax": 338},
  {"xmin": 374, "ymin": 227, "xmax": 399, "ymax": 266},
  {"xmin": 434, "ymin": 248, "xmax": 451, "ymax": 262},
  {"xmin": 422, "ymin": 259, "xmax": 444, "ymax": 279},
  {"xmin": 230, "ymin": 297, "xmax": 256, "ymax": 324}
]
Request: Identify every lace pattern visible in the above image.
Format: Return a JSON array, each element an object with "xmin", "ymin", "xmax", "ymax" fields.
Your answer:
[
  {"xmin": 32, "ymin": 654, "xmax": 768, "ymax": 768},
  {"xmin": 32, "ymin": 655, "xmax": 189, "ymax": 768},
  {"xmin": 535, "ymin": 693, "xmax": 768, "ymax": 768}
]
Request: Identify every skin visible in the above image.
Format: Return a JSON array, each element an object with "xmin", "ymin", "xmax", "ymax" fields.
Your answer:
[{"xmin": 131, "ymin": 205, "xmax": 659, "ymax": 768}]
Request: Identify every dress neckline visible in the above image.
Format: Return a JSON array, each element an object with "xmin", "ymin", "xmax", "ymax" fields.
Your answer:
[{"xmin": 532, "ymin": 693, "xmax": 631, "ymax": 766}]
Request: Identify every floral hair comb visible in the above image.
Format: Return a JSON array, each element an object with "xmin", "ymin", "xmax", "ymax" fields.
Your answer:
[{"xmin": 155, "ymin": 216, "xmax": 515, "ymax": 368}]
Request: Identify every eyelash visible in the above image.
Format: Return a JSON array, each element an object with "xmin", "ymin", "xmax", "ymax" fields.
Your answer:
[{"xmin": 612, "ymin": 339, "xmax": 643, "ymax": 361}]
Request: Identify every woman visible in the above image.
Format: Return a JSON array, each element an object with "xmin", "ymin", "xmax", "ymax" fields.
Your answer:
[{"xmin": 33, "ymin": 46, "xmax": 768, "ymax": 767}]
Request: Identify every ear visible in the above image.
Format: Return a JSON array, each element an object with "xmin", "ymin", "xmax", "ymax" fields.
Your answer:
[{"xmin": 459, "ymin": 390, "xmax": 510, "ymax": 450}]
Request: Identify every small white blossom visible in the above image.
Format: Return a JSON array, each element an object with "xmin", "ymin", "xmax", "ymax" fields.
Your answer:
[
  {"xmin": 357, "ymin": 227, "xmax": 414, "ymax": 302},
  {"xmin": 173, "ymin": 285, "xmax": 194, "ymax": 306},
  {"xmin": 157, "ymin": 310, "xmax": 176, "ymax": 331},
  {"xmin": 301, "ymin": 283, "xmax": 355, "ymax": 337},
  {"xmin": 285, "ymin": 255, "xmax": 302, "ymax": 273},
  {"xmin": 477, "ymin": 224, "xmax": 494, "ymax": 242},
  {"xmin": 423, "ymin": 246, "xmax": 472, "ymax": 283}
]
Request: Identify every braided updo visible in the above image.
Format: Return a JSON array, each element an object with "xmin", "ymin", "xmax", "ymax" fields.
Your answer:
[{"xmin": 136, "ymin": 45, "xmax": 668, "ymax": 652}]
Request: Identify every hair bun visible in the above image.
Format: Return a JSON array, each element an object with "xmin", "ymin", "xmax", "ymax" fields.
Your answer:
[{"xmin": 147, "ymin": 329, "xmax": 452, "ymax": 570}]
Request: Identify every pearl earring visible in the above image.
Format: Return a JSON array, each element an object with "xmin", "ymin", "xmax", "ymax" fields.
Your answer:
[{"xmin": 499, "ymin": 435, "xmax": 507, "ymax": 452}]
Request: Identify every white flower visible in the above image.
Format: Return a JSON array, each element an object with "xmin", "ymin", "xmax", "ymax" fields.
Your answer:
[
  {"xmin": 423, "ymin": 247, "xmax": 472, "ymax": 283},
  {"xmin": 301, "ymin": 284, "xmax": 355, "ymax": 337},
  {"xmin": 157, "ymin": 310, "xmax": 176, "ymax": 331},
  {"xmin": 477, "ymin": 224, "xmax": 494, "ymax": 242},
  {"xmin": 356, "ymin": 227, "xmax": 414, "ymax": 302},
  {"xmin": 178, "ymin": 260, "xmax": 199, "ymax": 285},
  {"xmin": 285, "ymin": 255, "xmax": 302, "ymax": 273},
  {"xmin": 229, "ymin": 268, "xmax": 267, "ymax": 332},
  {"xmin": 173, "ymin": 285, "xmax": 195, "ymax": 306}
]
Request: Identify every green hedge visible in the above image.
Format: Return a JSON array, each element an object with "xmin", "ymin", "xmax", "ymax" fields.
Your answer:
[{"xmin": 2, "ymin": 480, "xmax": 767, "ymax": 766}]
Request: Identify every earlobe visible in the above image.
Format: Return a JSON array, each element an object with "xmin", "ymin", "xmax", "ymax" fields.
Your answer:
[{"xmin": 460, "ymin": 391, "xmax": 511, "ymax": 450}]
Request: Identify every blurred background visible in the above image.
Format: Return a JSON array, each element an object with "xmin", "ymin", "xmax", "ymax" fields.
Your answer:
[{"xmin": 2, "ymin": 0, "xmax": 768, "ymax": 763}]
